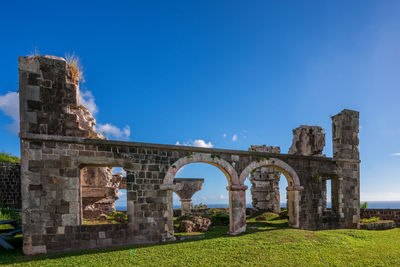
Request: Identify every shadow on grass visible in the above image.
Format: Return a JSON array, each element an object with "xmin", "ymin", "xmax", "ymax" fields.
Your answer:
[{"xmin": 0, "ymin": 220, "xmax": 289, "ymax": 265}]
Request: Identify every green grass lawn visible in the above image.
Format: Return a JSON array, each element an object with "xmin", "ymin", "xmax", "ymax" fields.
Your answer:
[{"xmin": 1, "ymin": 217, "xmax": 400, "ymax": 266}]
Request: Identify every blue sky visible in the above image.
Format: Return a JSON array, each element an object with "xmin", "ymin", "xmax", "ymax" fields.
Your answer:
[{"xmin": 0, "ymin": 1, "xmax": 399, "ymax": 205}]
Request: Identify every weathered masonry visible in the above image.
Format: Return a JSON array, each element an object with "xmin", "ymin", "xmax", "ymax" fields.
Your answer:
[
  {"xmin": 19, "ymin": 55, "xmax": 360, "ymax": 255},
  {"xmin": 0, "ymin": 162, "xmax": 21, "ymax": 209}
]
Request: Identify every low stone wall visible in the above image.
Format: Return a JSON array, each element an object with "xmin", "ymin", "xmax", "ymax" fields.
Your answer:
[
  {"xmin": 361, "ymin": 209, "xmax": 400, "ymax": 227},
  {"xmin": 0, "ymin": 162, "xmax": 21, "ymax": 209},
  {"xmin": 359, "ymin": 220, "xmax": 394, "ymax": 230},
  {"xmin": 42, "ymin": 224, "xmax": 150, "ymax": 253}
]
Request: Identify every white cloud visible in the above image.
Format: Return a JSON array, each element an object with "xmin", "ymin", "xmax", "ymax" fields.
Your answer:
[
  {"xmin": 223, "ymin": 133, "xmax": 227, "ymax": 138},
  {"xmin": 80, "ymin": 90, "xmax": 131, "ymax": 140},
  {"xmin": 219, "ymin": 194, "xmax": 225, "ymax": 200},
  {"xmin": 0, "ymin": 91, "xmax": 19, "ymax": 134},
  {"xmin": 175, "ymin": 139, "xmax": 214, "ymax": 148},
  {"xmin": 193, "ymin": 139, "xmax": 213, "ymax": 148},
  {"xmin": 232, "ymin": 134, "xmax": 238, "ymax": 142},
  {"xmin": 79, "ymin": 90, "xmax": 98, "ymax": 115},
  {"xmin": 117, "ymin": 191, "xmax": 125, "ymax": 197},
  {"xmin": 97, "ymin": 123, "xmax": 130, "ymax": 139},
  {"xmin": 391, "ymin": 153, "xmax": 400, "ymax": 156}
]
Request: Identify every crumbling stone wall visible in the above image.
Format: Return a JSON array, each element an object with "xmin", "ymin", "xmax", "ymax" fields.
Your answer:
[
  {"xmin": 0, "ymin": 162, "xmax": 21, "ymax": 209},
  {"xmin": 81, "ymin": 167, "xmax": 123, "ymax": 219},
  {"xmin": 18, "ymin": 55, "xmax": 360, "ymax": 255},
  {"xmin": 248, "ymin": 145, "xmax": 281, "ymax": 214},
  {"xmin": 18, "ymin": 55, "xmax": 122, "ymax": 220},
  {"xmin": 361, "ymin": 209, "xmax": 400, "ymax": 227},
  {"xmin": 289, "ymin": 126, "xmax": 325, "ymax": 156}
]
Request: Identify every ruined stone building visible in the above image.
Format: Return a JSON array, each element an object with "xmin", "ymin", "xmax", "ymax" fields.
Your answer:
[{"xmin": 18, "ymin": 55, "xmax": 360, "ymax": 255}]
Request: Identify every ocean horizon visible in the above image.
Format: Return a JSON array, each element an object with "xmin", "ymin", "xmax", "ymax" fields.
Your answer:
[{"xmin": 116, "ymin": 201, "xmax": 400, "ymax": 211}]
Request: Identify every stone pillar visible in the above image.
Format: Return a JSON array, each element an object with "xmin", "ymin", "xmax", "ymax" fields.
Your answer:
[
  {"xmin": 248, "ymin": 145, "xmax": 281, "ymax": 214},
  {"xmin": 179, "ymin": 199, "xmax": 192, "ymax": 216},
  {"xmin": 173, "ymin": 178, "xmax": 204, "ymax": 216},
  {"xmin": 287, "ymin": 187, "xmax": 301, "ymax": 228},
  {"xmin": 227, "ymin": 184, "xmax": 248, "ymax": 235},
  {"xmin": 160, "ymin": 184, "xmax": 176, "ymax": 241},
  {"xmin": 332, "ymin": 109, "xmax": 360, "ymax": 228}
]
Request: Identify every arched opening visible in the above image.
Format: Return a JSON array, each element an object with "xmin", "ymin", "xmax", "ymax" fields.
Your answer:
[
  {"xmin": 162, "ymin": 153, "xmax": 244, "ymax": 235},
  {"xmin": 173, "ymin": 163, "xmax": 228, "ymax": 209},
  {"xmin": 173, "ymin": 163, "xmax": 230, "ymax": 228},
  {"xmin": 240, "ymin": 158, "xmax": 303, "ymax": 228}
]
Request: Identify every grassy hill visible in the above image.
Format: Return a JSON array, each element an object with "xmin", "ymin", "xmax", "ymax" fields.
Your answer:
[{"xmin": 1, "ymin": 217, "xmax": 400, "ymax": 266}]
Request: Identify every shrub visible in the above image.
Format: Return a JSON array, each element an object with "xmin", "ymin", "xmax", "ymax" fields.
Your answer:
[
  {"xmin": 361, "ymin": 217, "xmax": 380, "ymax": 223},
  {"xmin": 0, "ymin": 203, "xmax": 21, "ymax": 222},
  {"xmin": 193, "ymin": 203, "xmax": 208, "ymax": 209},
  {"xmin": 254, "ymin": 212, "xmax": 280, "ymax": 221},
  {"xmin": 106, "ymin": 211, "xmax": 127, "ymax": 224},
  {"xmin": 280, "ymin": 208, "xmax": 289, "ymax": 219},
  {"xmin": 209, "ymin": 213, "xmax": 230, "ymax": 225},
  {"xmin": 0, "ymin": 152, "xmax": 20, "ymax": 163},
  {"xmin": 360, "ymin": 202, "xmax": 368, "ymax": 209}
]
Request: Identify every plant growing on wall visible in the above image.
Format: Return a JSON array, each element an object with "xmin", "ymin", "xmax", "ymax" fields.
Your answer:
[
  {"xmin": 360, "ymin": 202, "xmax": 368, "ymax": 209},
  {"xmin": 65, "ymin": 53, "xmax": 84, "ymax": 83},
  {"xmin": 311, "ymin": 173, "xmax": 321, "ymax": 183}
]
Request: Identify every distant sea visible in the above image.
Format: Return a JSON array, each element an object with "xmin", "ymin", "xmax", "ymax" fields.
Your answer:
[{"xmin": 116, "ymin": 201, "xmax": 400, "ymax": 211}]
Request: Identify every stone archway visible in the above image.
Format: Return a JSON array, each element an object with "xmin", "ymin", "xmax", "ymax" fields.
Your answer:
[
  {"xmin": 240, "ymin": 158, "xmax": 303, "ymax": 228},
  {"xmin": 161, "ymin": 153, "xmax": 245, "ymax": 235},
  {"xmin": 163, "ymin": 153, "xmax": 239, "ymax": 186}
]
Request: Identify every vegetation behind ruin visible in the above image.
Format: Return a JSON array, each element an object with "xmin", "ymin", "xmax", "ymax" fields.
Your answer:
[{"xmin": 0, "ymin": 152, "xmax": 20, "ymax": 163}]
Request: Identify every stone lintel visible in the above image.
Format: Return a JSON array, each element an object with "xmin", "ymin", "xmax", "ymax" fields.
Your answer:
[
  {"xmin": 174, "ymin": 178, "xmax": 204, "ymax": 183},
  {"xmin": 19, "ymin": 132, "xmax": 334, "ymax": 162},
  {"xmin": 226, "ymin": 185, "xmax": 248, "ymax": 191},
  {"xmin": 160, "ymin": 184, "xmax": 175, "ymax": 190},
  {"xmin": 286, "ymin": 185, "xmax": 304, "ymax": 191}
]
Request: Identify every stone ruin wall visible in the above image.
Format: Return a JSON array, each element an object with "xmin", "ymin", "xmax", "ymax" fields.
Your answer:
[
  {"xmin": 0, "ymin": 162, "xmax": 21, "ymax": 209},
  {"xmin": 248, "ymin": 126, "xmax": 326, "ymax": 215},
  {"xmin": 361, "ymin": 209, "xmax": 400, "ymax": 227},
  {"xmin": 248, "ymin": 145, "xmax": 281, "ymax": 214},
  {"xmin": 17, "ymin": 55, "xmax": 361, "ymax": 255},
  {"xmin": 19, "ymin": 55, "xmax": 122, "ymax": 219}
]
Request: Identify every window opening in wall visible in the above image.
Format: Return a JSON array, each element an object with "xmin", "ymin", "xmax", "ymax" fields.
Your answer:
[
  {"xmin": 80, "ymin": 166, "xmax": 127, "ymax": 225},
  {"xmin": 326, "ymin": 179, "xmax": 332, "ymax": 210},
  {"xmin": 323, "ymin": 178, "xmax": 332, "ymax": 211}
]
